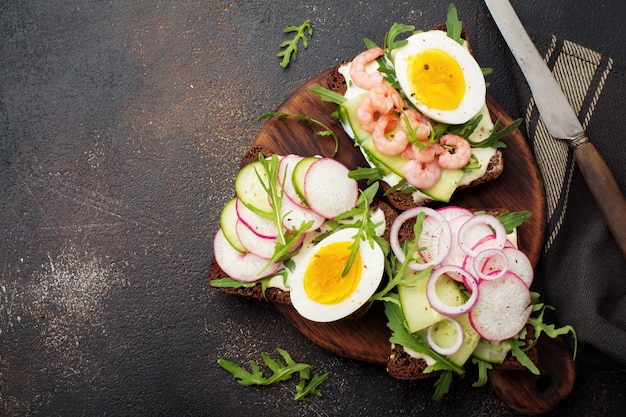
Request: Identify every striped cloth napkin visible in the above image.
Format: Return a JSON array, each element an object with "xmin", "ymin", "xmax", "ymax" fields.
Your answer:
[{"xmin": 514, "ymin": 33, "xmax": 626, "ymax": 367}]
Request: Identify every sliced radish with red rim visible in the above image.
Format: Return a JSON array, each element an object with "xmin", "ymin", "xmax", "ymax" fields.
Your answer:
[
  {"xmin": 213, "ymin": 229, "xmax": 281, "ymax": 282},
  {"xmin": 303, "ymin": 158, "xmax": 358, "ymax": 219},
  {"xmin": 236, "ymin": 197, "xmax": 278, "ymax": 239},
  {"xmin": 236, "ymin": 219, "xmax": 277, "ymax": 259},
  {"xmin": 281, "ymin": 195, "xmax": 325, "ymax": 233},
  {"xmin": 469, "ymin": 273, "xmax": 532, "ymax": 342}
]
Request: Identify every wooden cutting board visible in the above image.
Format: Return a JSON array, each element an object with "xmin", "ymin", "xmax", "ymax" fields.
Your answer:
[{"xmin": 249, "ymin": 68, "xmax": 575, "ymax": 415}]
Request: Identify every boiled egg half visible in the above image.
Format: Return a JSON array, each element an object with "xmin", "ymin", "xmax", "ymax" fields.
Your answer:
[
  {"xmin": 289, "ymin": 227, "xmax": 385, "ymax": 322},
  {"xmin": 394, "ymin": 30, "xmax": 486, "ymax": 125}
]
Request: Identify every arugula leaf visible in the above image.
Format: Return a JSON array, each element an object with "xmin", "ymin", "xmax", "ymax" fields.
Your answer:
[
  {"xmin": 311, "ymin": 86, "xmax": 347, "ymax": 105},
  {"xmin": 348, "ymin": 166, "xmax": 384, "ymax": 186},
  {"xmin": 497, "ymin": 210, "xmax": 532, "ymax": 234},
  {"xmin": 257, "ymin": 112, "xmax": 339, "ymax": 156},
  {"xmin": 210, "ymin": 277, "xmax": 258, "ymax": 289},
  {"xmin": 509, "ymin": 339, "xmax": 540, "ymax": 375},
  {"xmin": 432, "ymin": 370, "xmax": 454, "ymax": 401},
  {"xmin": 277, "ymin": 19, "xmax": 313, "ymax": 68},
  {"xmin": 528, "ymin": 304, "xmax": 578, "ymax": 359},
  {"xmin": 218, "ymin": 348, "xmax": 328, "ymax": 403},
  {"xmin": 445, "ymin": 3, "xmax": 463, "ymax": 45},
  {"xmin": 294, "ymin": 372, "xmax": 329, "ymax": 402},
  {"xmin": 471, "ymin": 357, "xmax": 492, "ymax": 387},
  {"xmin": 467, "ymin": 117, "xmax": 523, "ymax": 148}
]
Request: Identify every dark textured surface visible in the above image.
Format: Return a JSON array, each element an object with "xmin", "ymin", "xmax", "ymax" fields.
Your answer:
[{"xmin": 1, "ymin": 1, "xmax": 625, "ymax": 416}]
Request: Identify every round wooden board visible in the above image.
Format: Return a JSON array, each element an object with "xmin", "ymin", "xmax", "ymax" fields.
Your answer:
[{"xmin": 250, "ymin": 68, "xmax": 574, "ymax": 413}]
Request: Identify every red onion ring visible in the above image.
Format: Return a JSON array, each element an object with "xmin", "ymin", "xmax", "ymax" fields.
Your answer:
[
  {"xmin": 390, "ymin": 206, "xmax": 452, "ymax": 271},
  {"xmin": 426, "ymin": 317, "xmax": 464, "ymax": 356},
  {"xmin": 426, "ymin": 265, "xmax": 479, "ymax": 316},
  {"xmin": 457, "ymin": 214, "xmax": 507, "ymax": 258},
  {"xmin": 473, "ymin": 248, "xmax": 508, "ymax": 281}
]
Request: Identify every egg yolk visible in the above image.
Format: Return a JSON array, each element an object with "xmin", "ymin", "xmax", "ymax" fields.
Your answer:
[
  {"xmin": 303, "ymin": 241, "xmax": 362, "ymax": 305},
  {"xmin": 406, "ymin": 48, "xmax": 466, "ymax": 110}
]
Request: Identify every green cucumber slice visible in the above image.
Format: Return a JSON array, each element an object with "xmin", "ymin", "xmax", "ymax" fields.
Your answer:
[
  {"xmin": 219, "ymin": 198, "xmax": 247, "ymax": 253},
  {"xmin": 292, "ymin": 156, "xmax": 319, "ymax": 205},
  {"xmin": 234, "ymin": 160, "xmax": 273, "ymax": 218},
  {"xmin": 398, "ymin": 270, "xmax": 465, "ymax": 333},
  {"xmin": 472, "ymin": 339, "xmax": 512, "ymax": 364}
]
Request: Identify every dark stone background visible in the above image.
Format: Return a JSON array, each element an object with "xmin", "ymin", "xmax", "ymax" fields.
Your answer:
[{"xmin": 1, "ymin": 1, "xmax": 625, "ymax": 416}]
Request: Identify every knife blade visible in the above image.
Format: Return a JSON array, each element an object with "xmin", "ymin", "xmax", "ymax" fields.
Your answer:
[{"xmin": 485, "ymin": 0, "xmax": 626, "ymax": 259}]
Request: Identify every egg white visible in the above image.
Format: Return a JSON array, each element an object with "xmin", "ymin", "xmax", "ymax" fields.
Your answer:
[
  {"xmin": 288, "ymin": 227, "xmax": 385, "ymax": 322},
  {"xmin": 394, "ymin": 30, "xmax": 486, "ymax": 125}
]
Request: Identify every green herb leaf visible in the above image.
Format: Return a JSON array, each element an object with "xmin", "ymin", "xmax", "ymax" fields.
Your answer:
[
  {"xmin": 446, "ymin": 3, "xmax": 463, "ymax": 45},
  {"xmin": 257, "ymin": 112, "xmax": 339, "ymax": 156},
  {"xmin": 217, "ymin": 358, "xmax": 269, "ymax": 386},
  {"xmin": 509, "ymin": 339, "xmax": 540, "ymax": 375},
  {"xmin": 467, "ymin": 117, "xmax": 523, "ymax": 148},
  {"xmin": 497, "ymin": 210, "xmax": 532, "ymax": 234},
  {"xmin": 348, "ymin": 166, "xmax": 384, "ymax": 185},
  {"xmin": 310, "ymin": 86, "xmax": 347, "ymax": 105},
  {"xmin": 294, "ymin": 372, "xmax": 329, "ymax": 402},
  {"xmin": 277, "ymin": 19, "xmax": 313, "ymax": 68},
  {"xmin": 471, "ymin": 357, "xmax": 492, "ymax": 387},
  {"xmin": 432, "ymin": 370, "xmax": 454, "ymax": 401}
]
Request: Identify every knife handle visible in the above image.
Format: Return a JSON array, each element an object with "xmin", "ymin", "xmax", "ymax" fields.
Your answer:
[{"xmin": 571, "ymin": 136, "xmax": 626, "ymax": 259}]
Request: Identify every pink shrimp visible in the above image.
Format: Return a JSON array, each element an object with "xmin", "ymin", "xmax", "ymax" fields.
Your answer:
[
  {"xmin": 402, "ymin": 159, "xmax": 442, "ymax": 189},
  {"xmin": 400, "ymin": 108, "xmax": 431, "ymax": 142},
  {"xmin": 356, "ymin": 83, "xmax": 404, "ymax": 132},
  {"xmin": 438, "ymin": 134, "xmax": 472, "ymax": 169},
  {"xmin": 349, "ymin": 47, "xmax": 384, "ymax": 90},
  {"xmin": 372, "ymin": 114, "xmax": 409, "ymax": 156},
  {"xmin": 402, "ymin": 143, "xmax": 444, "ymax": 163}
]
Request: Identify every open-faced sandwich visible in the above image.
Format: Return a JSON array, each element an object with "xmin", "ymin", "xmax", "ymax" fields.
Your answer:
[{"xmin": 209, "ymin": 3, "xmax": 575, "ymax": 400}]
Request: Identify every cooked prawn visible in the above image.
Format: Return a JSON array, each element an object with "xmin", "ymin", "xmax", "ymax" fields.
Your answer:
[
  {"xmin": 402, "ymin": 143, "xmax": 444, "ymax": 163},
  {"xmin": 402, "ymin": 159, "xmax": 442, "ymax": 189},
  {"xmin": 349, "ymin": 47, "xmax": 384, "ymax": 90},
  {"xmin": 356, "ymin": 82, "xmax": 405, "ymax": 132},
  {"xmin": 400, "ymin": 109, "xmax": 431, "ymax": 142},
  {"xmin": 372, "ymin": 114, "xmax": 409, "ymax": 156},
  {"xmin": 438, "ymin": 134, "xmax": 472, "ymax": 169}
]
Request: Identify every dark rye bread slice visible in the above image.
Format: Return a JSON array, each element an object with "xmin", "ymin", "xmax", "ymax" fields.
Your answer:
[
  {"xmin": 387, "ymin": 326, "xmax": 540, "ymax": 380},
  {"xmin": 209, "ymin": 144, "xmax": 400, "ymax": 313},
  {"xmin": 326, "ymin": 23, "xmax": 504, "ymax": 212},
  {"xmin": 386, "ymin": 208, "xmax": 539, "ymax": 380}
]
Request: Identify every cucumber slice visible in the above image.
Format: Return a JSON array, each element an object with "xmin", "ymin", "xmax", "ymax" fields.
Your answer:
[
  {"xmin": 445, "ymin": 313, "xmax": 481, "ymax": 367},
  {"xmin": 420, "ymin": 169, "xmax": 465, "ymax": 202},
  {"xmin": 473, "ymin": 339, "xmax": 512, "ymax": 364},
  {"xmin": 337, "ymin": 93, "xmax": 371, "ymax": 145},
  {"xmin": 234, "ymin": 160, "xmax": 273, "ymax": 218},
  {"xmin": 398, "ymin": 269, "xmax": 465, "ymax": 333},
  {"xmin": 292, "ymin": 156, "xmax": 319, "ymax": 205},
  {"xmin": 472, "ymin": 338, "xmax": 512, "ymax": 364},
  {"xmin": 219, "ymin": 198, "xmax": 247, "ymax": 253}
]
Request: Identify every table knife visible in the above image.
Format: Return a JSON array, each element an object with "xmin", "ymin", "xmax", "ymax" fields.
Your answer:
[{"xmin": 484, "ymin": 0, "xmax": 626, "ymax": 259}]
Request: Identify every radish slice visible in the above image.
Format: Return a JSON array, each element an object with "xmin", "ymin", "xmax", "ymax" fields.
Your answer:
[
  {"xmin": 235, "ymin": 198, "xmax": 278, "ymax": 239},
  {"xmin": 280, "ymin": 195, "xmax": 325, "ymax": 232},
  {"xmin": 503, "ymin": 247, "xmax": 534, "ymax": 287},
  {"xmin": 278, "ymin": 154, "xmax": 308, "ymax": 208},
  {"xmin": 390, "ymin": 207, "xmax": 452, "ymax": 271},
  {"xmin": 458, "ymin": 214, "xmax": 507, "ymax": 258},
  {"xmin": 426, "ymin": 265, "xmax": 478, "ymax": 316},
  {"xmin": 469, "ymin": 273, "xmax": 532, "ymax": 342},
  {"xmin": 219, "ymin": 198, "xmax": 247, "ymax": 253},
  {"xmin": 473, "ymin": 248, "xmax": 508, "ymax": 281},
  {"xmin": 303, "ymin": 158, "xmax": 358, "ymax": 219},
  {"xmin": 426, "ymin": 317, "xmax": 464, "ymax": 356},
  {"xmin": 437, "ymin": 205, "xmax": 474, "ymax": 222},
  {"xmin": 213, "ymin": 229, "xmax": 281, "ymax": 282},
  {"xmin": 235, "ymin": 219, "xmax": 276, "ymax": 259}
]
